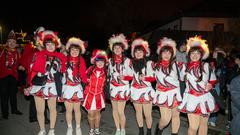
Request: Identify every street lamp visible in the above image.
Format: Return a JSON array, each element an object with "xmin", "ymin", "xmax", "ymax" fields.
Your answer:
[{"xmin": 0, "ymin": 25, "xmax": 2, "ymax": 47}]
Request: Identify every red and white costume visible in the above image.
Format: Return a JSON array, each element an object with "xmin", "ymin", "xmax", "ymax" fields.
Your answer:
[
  {"xmin": 62, "ymin": 37, "xmax": 87, "ymax": 103},
  {"xmin": 130, "ymin": 61, "xmax": 156, "ymax": 103},
  {"xmin": 178, "ymin": 36, "xmax": 218, "ymax": 116},
  {"xmin": 153, "ymin": 61, "xmax": 185, "ymax": 108},
  {"xmin": 19, "ymin": 43, "xmax": 39, "ymax": 86},
  {"xmin": 62, "ymin": 56, "xmax": 87, "ymax": 102},
  {"xmin": 153, "ymin": 37, "xmax": 185, "ymax": 108},
  {"xmin": 130, "ymin": 38, "xmax": 155, "ymax": 103},
  {"xmin": 109, "ymin": 56, "xmax": 132, "ymax": 101},
  {"xmin": 108, "ymin": 34, "xmax": 131, "ymax": 101},
  {"xmin": 0, "ymin": 47, "xmax": 20, "ymax": 81},
  {"xmin": 178, "ymin": 62, "xmax": 218, "ymax": 115},
  {"xmin": 82, "ymin": 50, "xmax": 108, "ymax": 111},
  {"xmin": 30, "ymin": 30, "xmax": 66, "ymax": 99},
  {"xmin": 30, "ymin": 50, "xmax": 66, "ymax": 99}
]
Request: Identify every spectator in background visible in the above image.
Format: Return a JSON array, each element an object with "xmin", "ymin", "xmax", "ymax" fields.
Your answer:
[
  {"xmin": 208, "ymin": 48, "xmax": 227, "ymax": 127},
  {"xmin": 230, "ymin": 54, "xmax": 240, "ymax": 135},
  {"xmin": 176, "ymin": 40, "xmax": 187, "ymax": 63},
  {"xmin": 0, "ymin": 30, "xmax": 23, "ymax": 120}
]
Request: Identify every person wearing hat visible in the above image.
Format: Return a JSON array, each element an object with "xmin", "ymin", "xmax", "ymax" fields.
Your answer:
[
  {"xmin": 62, "ymin": 37, "xmax": 88, "ymax": 135},
  {"xmin": 29, "ymin": 30, "xmax": 66, "ymax": 135},
  {"xmin": 178, "ymin": 36, "xmax": 218, "ymax": 135},
  {"xmin": 82, "ymin": 49, "xmax": 108, "ymax": 135},
  {"xmin": 108, "ymin": 34, "xmax": 131, "ymax": 135},
  {"xmin": 0, "ymin": 30, "xmax": 23, "ymax": 120},
  {"xmin": 19, "ymin": 26, "xmax": 50, "ymax": 124},
  {"xmin": 153, "ymin": 37, "xmax": 185, "ymax": 135},
  {"xmin": 130, "ymin": 38, "xmax": 155, "ymax": 135}
]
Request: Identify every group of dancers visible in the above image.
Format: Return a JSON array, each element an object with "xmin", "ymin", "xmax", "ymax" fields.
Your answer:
[{"xmin": 1, "ymin": 27, "xmax": 218, "ymax": 135}]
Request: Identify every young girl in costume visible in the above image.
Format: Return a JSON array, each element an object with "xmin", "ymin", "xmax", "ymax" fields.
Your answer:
[
  {"xmin": 153, "ymin": 37, "xmax": 185, "ymax": 135},
  {"xmin": 62, "ymin": 37, "xmax": 88, "ymax": 135},
  {"xmin": 108, "ymin": 34, "xmax": 131, "ymax": 135},
  {"xmin": 130, "ymin": 39, "xmax": 155, "ymax": 135},
  {"xmin": 178, "ymin": 36, "xmax": 218, "ymax": 135},
  {"xmin": 82, "ymin": 49, "xmax": 108, "ymax": 135},
  {"xmin": 29, "ymin": 30, "xmax": 66, "ymax": 135}
]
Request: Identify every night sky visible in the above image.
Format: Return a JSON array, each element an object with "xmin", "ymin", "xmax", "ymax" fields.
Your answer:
[{"xmin": 0, "ymin": 0, "xmax": 239, "ymax": 49}]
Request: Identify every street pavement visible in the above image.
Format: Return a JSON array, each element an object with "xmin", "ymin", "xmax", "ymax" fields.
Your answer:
[{"xmin": 0, "ymin": 93, "xmax": 227, "ymax": 135}]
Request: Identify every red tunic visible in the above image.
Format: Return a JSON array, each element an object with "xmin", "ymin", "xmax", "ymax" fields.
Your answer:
[
  {"xmin": 0, "ymin": 48, "xmax": 20, "ymax": 80},
  {"xmin": 30, "ymin": 49, "xmax": 66, "ymax": 84},
  {"xmin": 19, "ymin": 43, "xmax": 39, "ymax": 85},
  {"xmin": 83, "ymin": 66, "xmax": 106, "ymax": 110}
]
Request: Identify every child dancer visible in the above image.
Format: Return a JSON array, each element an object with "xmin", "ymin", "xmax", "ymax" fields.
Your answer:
[
  {"xmin": 82, "ymin": 49, "xmax": 108, "ymax": 135},
  {"xmin": 63, "ymin": 37, "xmax": 88, "ymax": 135}
]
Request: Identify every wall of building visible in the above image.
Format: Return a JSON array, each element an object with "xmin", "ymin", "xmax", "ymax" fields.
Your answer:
[
  {"xmin": 182, "ymin": 17, "xmax": 231, "ymax": 32},
  {"xmin": 157, "ymin": 17, "xmax": 234, "ymax": 32},
  {"xmin": 157, "ymin": 19, "xmax": 181, "ymax": 31}
]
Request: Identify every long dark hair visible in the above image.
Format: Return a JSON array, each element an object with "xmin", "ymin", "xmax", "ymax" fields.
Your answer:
[
  {"xmin": 132, "ymin": 46, "xmax": 147, "ymax": 75},
  {"xmin": 234, "ymin": 54, "xmax": 240, "ymax": 75},
  {"xmin": 188, "ymin": 46, "xmax": 204, "ymax": 82},
  {"xmin": 157, "ymin": 46, "xmax": 175, "ymax": 76},
  {"xmin": 87, "ymin": 63, "xmax": 108, "ymax": 79},
  {"xmin": 67, "ymin": 45, "xmax": 81, "ymax": 77},
  {"xmin": 111, "ymin": 42, "xmax": 125, "ymax": 66}
]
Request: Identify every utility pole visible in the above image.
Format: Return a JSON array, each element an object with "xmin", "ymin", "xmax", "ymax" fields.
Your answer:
[{"xmin": 0, "ymin": 25, "xmax": 2, "ymax": 47}]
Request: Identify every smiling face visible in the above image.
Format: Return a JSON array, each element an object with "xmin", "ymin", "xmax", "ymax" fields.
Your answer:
[
  {"xmin": 45, "ymin": 42, "xmax": 56, "ymax": 52},
  {"xmin": 6, "ymin": 39, "xmax": 17, "ymax": 49},
  {"xmin": 134, "ymin": 49, "xmax": 144, "ymax": 59},
  {"xmin": 113, "ymin": 44, "xmax": 123, "ymax": 55},
  {"xmin": 161, "ymin": 50, "xmax": 172, "ymax": 61},
  {"xmin": 190, "ymin": 50, "xmax": 201, "ymax": 62},
  {"xmin": 96, "ymin": 60, "xmax": 105, "ymax": 68},
  {"xmin": 70, "ymin": 47, "xmax": 80, "ymax": 57}
]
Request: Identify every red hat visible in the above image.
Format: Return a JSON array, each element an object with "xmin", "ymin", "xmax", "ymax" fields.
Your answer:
[
  {"xmin": 7, "ymin": 30, "xmax": 16, "ymax": 41},
  {"xmin": 131, "ymin": 38, "xmax": 150, "ymax": 57},
  {"xmin": 186, "ymin": 36, "xmax": 209, "ymax": 60},
  {"xmin": 66, "ymin": 37, "xmax": 86, "ymax": 54},
  {"xmin": 108, "ymin": 34, "xmax": 129, "ymax": 51},
  {"xmin": 157, "ymin": 37, "xmax": 177, "ymax": 57},
  {"xmin": 37, "ymin": 30, "xmax": 61, "ymax": 48},
  {"xmin": 91, "ymin": 49, "xmax": 108, "ymax": 64}
]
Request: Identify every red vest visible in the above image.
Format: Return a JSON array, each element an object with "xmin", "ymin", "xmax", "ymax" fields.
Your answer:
[{"xmin": 85, "ymin": 67, "xmax": 106, "ymax": 95}]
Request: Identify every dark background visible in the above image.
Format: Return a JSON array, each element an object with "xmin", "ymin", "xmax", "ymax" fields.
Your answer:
[{"xmin": 0, "ymin": 0, "xmax": 239, "ymax": 49}]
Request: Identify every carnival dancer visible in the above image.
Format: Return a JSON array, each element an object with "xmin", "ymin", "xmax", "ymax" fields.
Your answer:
[
  {"xmin": 178, "ymin": 36, "xmax": 218, "ymax": 135},
  {"xmin": 62, "ymin": 37, "xmax": 88, "ymax": 135},
  {"xmin": 82, "ymin": 49, "xmax": 108, "ymax": 135},
  {"xmin": 108, "ymin": 34, "xmax": 131, "ymax": 135},
  {"xmin": 29, "ymin": 30, "xmax": 66, "ymax": 135},
  {"xmin": 153, "ymin": 37, "xmax": 185, "ymax": 135},
  {"xmin": 20, "ymin": 26, "xmax": 50, "ymax": 124},
  {"xmin": 130, "ymin": 39, "xmax": 155, "ymax": 135}
]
